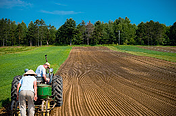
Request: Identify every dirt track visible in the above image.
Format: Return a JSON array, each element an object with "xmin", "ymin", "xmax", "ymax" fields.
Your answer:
[{"xmin": 51, "ymin": 47, "xmax": 176, "ymax": 116}]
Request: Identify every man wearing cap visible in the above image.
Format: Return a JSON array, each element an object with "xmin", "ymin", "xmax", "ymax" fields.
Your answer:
[
  {"xmin": 17, "ymin": 70, "xmax": 37, "ymax": 116},
  {"xmin": 35, "ymin": 62, "xmax": 50, "ymax": 83}
]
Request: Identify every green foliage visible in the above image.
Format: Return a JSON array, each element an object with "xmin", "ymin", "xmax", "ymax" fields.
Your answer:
[
  {"xmin": 27, "ymin": 21, "xmax": 35, "ymax": 46},
  {"xmin": 113, "ymin": 17, "xmax": 137, "ymax": 45},
  {"xmin": 0, "ymin": 18, "xmax": 57, "ymax": 47},
  {"xmin": 48, "ymin": 25, "xmax": 57, "ymax": 45},
  {"xmin": 0, "ymin": 18, "xmax": 11, "ymax": 46},
  {"xmin": 0, "ymin": 18, "xmax": 175, "ymax": 46},
  {"xmin": 76, "ymin": 21, "xmax": 86, "ymax": 44},
  {"xmin": 10, "ymin": 21, "xmax": 17, "ymax": 46},
  {"xmin": 103, "ymin": 21, "xmax": 116, "ymax": 44},
  {"xmin": 0, "ymin": 46, "xmax": 72, "ymax": 108},
  {"xmin": 55, "ymin": 18, "xmax": 77, "ymax": 45},
  {"xmin": 169, "ymin": 22, "xmax": 176, "ymax": 45},
  {"xmin": 136, "ymin": 21, "xmax": 167, "ymax": 45},
  {"xmin": 108, "ymin": 45, "xmax": 176, "ymax": 62},
  {"xmin": 92, "ymin": 21, "xmax": 103, "ymax": 45}
]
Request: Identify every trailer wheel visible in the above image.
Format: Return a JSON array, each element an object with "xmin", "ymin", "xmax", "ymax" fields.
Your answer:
[
  {"xmin": 52, "ymin": 75, "xmax": 63, "ymax": 107},
  {"xmin": 11, "ymin": 75, "xmax": 22, "ymax": 100}
]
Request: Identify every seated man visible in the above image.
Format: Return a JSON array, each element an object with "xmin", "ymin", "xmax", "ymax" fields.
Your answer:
[{"xmin": 35, "ymin": 62, "xmax": 50, "ymax": 83}]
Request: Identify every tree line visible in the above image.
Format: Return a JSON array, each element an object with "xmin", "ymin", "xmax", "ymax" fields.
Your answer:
[{"xmin": 0, "ymin": 17, "xmax": 176, "ymax": 46}]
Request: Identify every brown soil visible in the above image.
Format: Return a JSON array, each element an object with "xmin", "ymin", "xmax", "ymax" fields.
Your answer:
[
  {"xmin": 51, "ymin": 47, "xmax": 176, "ymax": 115},
  {"xmin": 138, "ymin": 46, "xmax": 176, "ymax": 53}
]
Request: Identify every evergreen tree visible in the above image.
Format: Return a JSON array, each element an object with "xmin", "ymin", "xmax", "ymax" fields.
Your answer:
[
  {"xmin": 92, "ymin": 21, "xmax": 103, "ymax": 45},
  {"xmin": 27, "ymin": 21, "xmax": 35, "ymax": 46},
  {"xmin": 0, "ymin": 17, "xmax": 174, "ymax": 46},
  {"xmin": 34, "ymin": 19, "xmax": 40, "ymax": 46},
  {"xmin": 113, "ymin": 17, "xmax": 136, "ymax": 45},
  {"xmin": 39, "ymin": 19, "xmax": 46, "ymax": 46},
  {"xmin": 16, "ymin": 23, "xmax": 23, "ymax": 45},
  {"xmin": 136, "ymin": 22, "xmax": 146, "ymax": 45},
  {"xmin": 6, "ymin": 19, "xmax": 11, "ymax": 46},
  {"xmin": 10, "ymin": 21, "xmax": 17, "ymax": 46},
  {"xmin": 169, "ymin": 22, "xmax": 176, "ymax": 45},
  {"xmin": 64, "ymin": 18, "xmax": 77, "ymax": 45},
  {"xmin": 136, "ymin": 20, "xmax": 167, "ymax": 45},
  {"xmin": 113, "ymin": 18, "xmax": 121, "ymax": 44},
  {"xmin": 1, "ymin": 18, "xmax": 10, "ymax": 46},
  {"xmin": 55, "ymin": 18, "xmax": 77, "ymax": 45},
  {"xmin": 164, "ymin": 25, "xmax": 171, "ymax": 45},
  {"xmin": 20, "ymin": 21, "xmax": 27, "ymax": 45},
  {"xmin": 0, "ymin": 18, "xmax": 6, "ymax": 46},
  {"xmin": 47, "ymin": 25, "xmax": 56, "ymax": 45},
  {"xmin": 55, "ymin": 25, "xmax": 67, "ymax": 45},
  {"xmin": 104, "ymin": 20, "xmax": 115, "ymax": 44},
  {"xmin": 76, "ymin": 20, "xmax": 86, "ymax": 44}
]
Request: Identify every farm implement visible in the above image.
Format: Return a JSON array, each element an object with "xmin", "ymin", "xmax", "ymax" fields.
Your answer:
[{"xmin": 10, "ymin": 55, "xmax": 63, "ymax": 116}]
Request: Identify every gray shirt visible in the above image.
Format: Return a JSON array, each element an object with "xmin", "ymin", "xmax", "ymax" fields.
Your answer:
[{"xmin": 35, "ymin": 65, "xmax": 46, "ymax": 77}]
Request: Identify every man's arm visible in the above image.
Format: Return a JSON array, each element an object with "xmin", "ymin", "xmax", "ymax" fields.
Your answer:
[
  {"xmin": 43, "ymin": 74, "xmax": 49, "ymax": 83},
  {"xmin": 16, "ymin": 83, "xmax": 21, "ymax": 101},
  {"xmin": 33, "ymin": 80, "xmax": 37, "ymax": 101},
  {"xmin": 43, "ymin": 74, "xmax": 47, "ymax": 82}
]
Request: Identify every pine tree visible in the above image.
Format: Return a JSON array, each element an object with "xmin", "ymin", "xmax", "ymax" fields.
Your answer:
[
  {"xmin": 27, "ymin": 21, "xmax": 35, "ymax": 46},
  {"xmin": 169, "ymin": 22, "xmax": 176, "ymax": 45}
]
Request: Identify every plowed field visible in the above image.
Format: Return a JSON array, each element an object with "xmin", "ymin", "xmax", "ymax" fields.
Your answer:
[{"xmin": 51, "ymin": 47, "xmax": 176, "ymax": 116}]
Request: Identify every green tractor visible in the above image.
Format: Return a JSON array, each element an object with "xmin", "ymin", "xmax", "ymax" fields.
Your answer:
[{"xmin": 11, "ymin": 55, "xmax": 63, "ymax": 116}]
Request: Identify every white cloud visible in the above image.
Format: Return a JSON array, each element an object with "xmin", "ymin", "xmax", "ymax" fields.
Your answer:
[
  {"xmin": 41, "ymin": 10, "xmax": 83, "ymax": 15},
  {"xmin": 0, "ymin": 0, "xmax": 32, "ymax": 8},
  {"xmin": 55, "ymin": 3, "xmax": 67, "ymax": 6}
]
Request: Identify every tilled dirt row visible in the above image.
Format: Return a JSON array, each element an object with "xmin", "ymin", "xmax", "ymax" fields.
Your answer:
[
  {"xmin": 52, "ymin": 47, "xmax": 176, "ymax": 116},
  {"xmin": 138, "ymin": 46, "xmax": 176, "ymax": 53}
]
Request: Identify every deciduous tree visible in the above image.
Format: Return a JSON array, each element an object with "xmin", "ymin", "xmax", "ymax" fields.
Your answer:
[{"xmin": 85, "ymin": 21, "xmax": 94, "ymax": 45}]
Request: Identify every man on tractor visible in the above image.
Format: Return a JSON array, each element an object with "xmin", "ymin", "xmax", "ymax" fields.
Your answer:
[{"xmin": 35, "ymin": 62, "xmax": 50, "ymax": 83}]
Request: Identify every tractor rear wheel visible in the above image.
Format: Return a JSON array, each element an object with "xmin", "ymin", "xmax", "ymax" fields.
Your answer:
[
  {"xmin": 52, "ymin": 75, "xmax": 63, "ymax": 107},
  {"xmin": 11, "ymin": 75, "xmax": 22, "ymax": 100}
]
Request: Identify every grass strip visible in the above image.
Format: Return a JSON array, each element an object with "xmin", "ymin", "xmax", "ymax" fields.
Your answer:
[
  {"xmin": 0, "ymin": 46, "xmax": 37, "ymax": 55},
  {"xmin": 107, "ymin": 45, "xmax": 176, "ymax": 62}
]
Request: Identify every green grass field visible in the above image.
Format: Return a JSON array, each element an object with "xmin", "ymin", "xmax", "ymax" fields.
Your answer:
[
  {"xmin": 108, "ymin": 45, "xmax": 176, "ymax": 62},
  {"xmin": 0, "ymin": 46, "xmax": 72, "ymax": 108}
]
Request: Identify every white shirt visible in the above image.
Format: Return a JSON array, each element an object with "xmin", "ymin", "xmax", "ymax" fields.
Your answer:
[
  {"xmin": 19, "ymin": 76, "xmax": 36, "ymax": 92},
  {"xmin": 35, "ymin": 65, "xmax": 46, "ymax": 77}
]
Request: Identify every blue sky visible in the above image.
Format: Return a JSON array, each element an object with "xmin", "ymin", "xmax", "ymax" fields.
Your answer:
[{"xmin": 0, "ymin": 0, "xmax": 175, "ymax": 29}]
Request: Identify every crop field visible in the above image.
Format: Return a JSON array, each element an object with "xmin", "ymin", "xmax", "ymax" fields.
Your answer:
[
  {"xmin": 51, "ymin": 46, "xmax": 176, "ymax": 116},
  {"xmin": 0, "ymin": 46, "xmax": 72, "ymax": 108},
  {"xmin": 0, "ymin": 46, "xmax": 176, "ymax": 115}
]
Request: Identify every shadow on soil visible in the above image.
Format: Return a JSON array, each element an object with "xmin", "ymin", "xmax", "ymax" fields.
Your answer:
[{"xmin": 0, "ymin": 98, "xmax": 11, "ymax": 116}]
